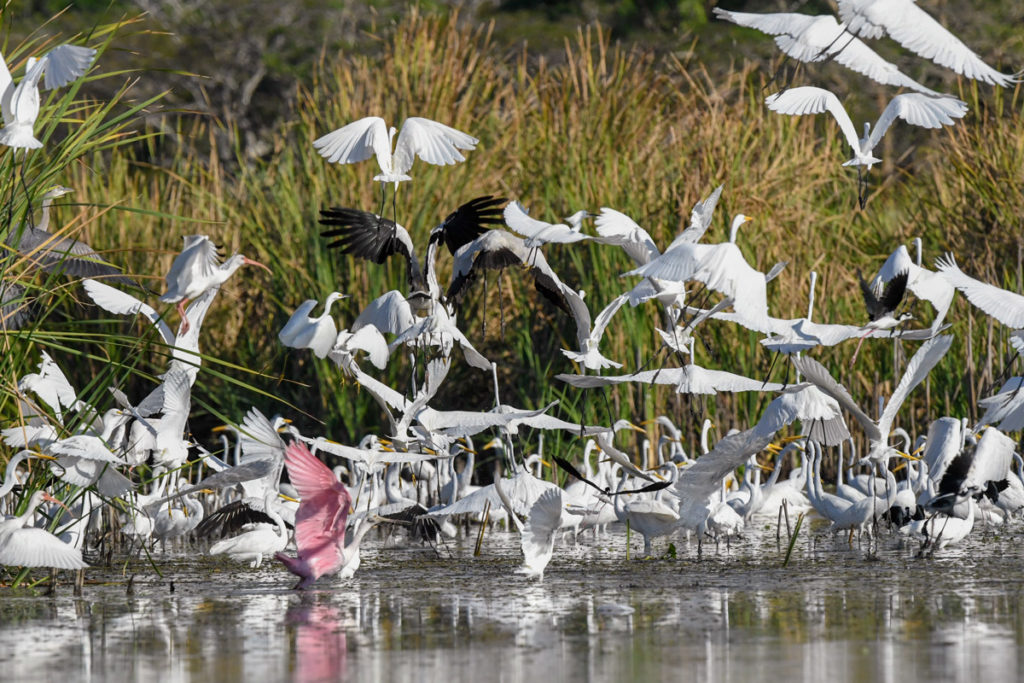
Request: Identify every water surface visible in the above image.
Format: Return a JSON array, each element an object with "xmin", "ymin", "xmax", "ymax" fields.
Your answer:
[{"xmin": 3, "ymin": 522, "xmax": 1024, "ymax": 682}]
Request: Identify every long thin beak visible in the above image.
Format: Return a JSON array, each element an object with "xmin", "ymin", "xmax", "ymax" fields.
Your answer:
[
  {"xmin": 242, "ymin": 257, "xmax": 272, "ymax": 273},
  {"xmin": 42, "ymin": 492, "xmax": 73, "ymax": 515}
]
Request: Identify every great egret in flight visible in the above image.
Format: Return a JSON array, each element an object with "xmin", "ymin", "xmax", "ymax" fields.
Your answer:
[
  {"xmin": 713, "ymin": 9, "xmax": 940, "ymax": 95},
  {"xmin": 313, "ymin": 116, "xmax": 478, "ymax": 185},
  {"xmin": 765, "ymin": 86, "xmax": 967, "ymax": 206},
  {"xmin": 835, "ymin": 0, "xmax": 1023, "ymax": 87},
  {"xmin": 935, "ymin": 253, "xmax": 1024, "ymax": 330},
  {"xmin": 0, "ymin": 44, "xmax": 97, "ymax": 149},
  {"xmin": 766, "ymin": 87, "xmax": 967, "ymax": 169}
]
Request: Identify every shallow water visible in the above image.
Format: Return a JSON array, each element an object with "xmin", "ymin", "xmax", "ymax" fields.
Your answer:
[{"xmin": 3, "ymin": 521, "xmax": 1024, "ymax": 683}]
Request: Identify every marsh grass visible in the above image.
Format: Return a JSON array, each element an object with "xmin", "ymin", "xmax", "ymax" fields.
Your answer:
[{"xmin": 3, "ymin": 9, "xmax": 1023, "ymax": 477}]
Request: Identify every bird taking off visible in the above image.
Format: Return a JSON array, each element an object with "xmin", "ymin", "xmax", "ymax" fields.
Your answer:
[
  {"xmin": 274, "ymin": 441, "xmax": 352, "ymax": 589},
  {"xmin": 850, "ymin": 269, "xmax": 911, "ymax": 365}
]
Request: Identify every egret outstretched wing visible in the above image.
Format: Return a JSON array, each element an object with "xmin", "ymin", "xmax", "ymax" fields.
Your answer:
[
  {"xmin": 936, "ymin": 253, "xmax": 1024, "ymax": 329},
  {"xmin": 836, "ymin": 0, "xmax": 1022, "ymax": 87},
  {"xmin": 391, "ymin": 117, "xmax": 478, "ymax": 176},
  {"xmin": 864, "ymin": 94, "xmax": 967, "ymax": 152},
  {"xmin": 313, "ymin": 116, "xmax": 388, "ymax": 166},
  {"xmin": 766, "ymin": 87, "xmax": 861, "ymax": 151}
]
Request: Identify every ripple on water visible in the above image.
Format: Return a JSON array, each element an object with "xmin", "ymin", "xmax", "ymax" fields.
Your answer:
[{"xmin": 2, "ymin": 524, "xmax": 1024, "ymax": 682}]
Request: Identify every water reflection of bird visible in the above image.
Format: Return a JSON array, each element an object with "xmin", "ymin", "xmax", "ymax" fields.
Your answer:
[{"xmin": 287, "ymin": 601, "xmax": 347, "ymax": 682}]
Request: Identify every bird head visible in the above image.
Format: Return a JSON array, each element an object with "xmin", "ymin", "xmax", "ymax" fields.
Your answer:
[
  {"xmin": 41, "ymin": 185, "xmax": 73, "ymax": 200},
  {"xmin": 729, "ymin": 214, "xmax": 753, "ymax": 243},
  {"xmin": 564, "ymin": 209, "xmax": 592, "ymax": 229},
  {"xmin": 40, "ymin": 490, "xmax": 72, "ymax": 515}
]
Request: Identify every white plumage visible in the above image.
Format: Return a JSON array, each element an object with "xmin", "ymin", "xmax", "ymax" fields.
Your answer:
[
  {"xmin": 279, "ymin": 292, "xmax": 347, "ymax": 359},
  {"xmin": 766, "ymin": 86, "xmax": 967, "ymax": 169},
  {"xmin": 313, "ymin": 116, "xmax": 477, "ymax": 184},
  {"xmin": 836, "ymin": 0, "xmax": 1022, "ymax": 87},
  {"xmin": 714, "ymin": 9, "xmax": 939, "ymax": 95},
  {"xmin": 935, "ymin": 253, "xmax": 1024, "ymax": 329},
  {"xmin": 0, "ymin": 44, "xmax": 96, "ymax": 149}
]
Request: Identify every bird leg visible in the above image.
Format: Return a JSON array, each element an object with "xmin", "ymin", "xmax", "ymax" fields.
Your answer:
[
  {"xmin": 600, "ymin": 387, "xmax": 616, "ymax": 430},
  {"xmin": 497, "ymin": 272, "xmax": 506, "ymax": 340},
  {"xmin": 849, "ymin": 329, "xmax": 874, "ymax": 367},
  {"xmin": 761, "ymin": 350, "xmax": 781, "ymax": 390},
  {"xmin": 376, "ymin": 182, "xmax": 387, "ymax": 221},
  {"xmin": 391, "ymin": 183, "xmax": 399, "ymax": 230},
  {"xmin": 762, "ymin": 55, "xmax": 791, "ymax": 95},
  {"xmin": 856, "ymin": 167, "xmax": 869, "ymax": 210},
  {"xmin": 481, "ymin": 273, "xmax": 488, "ymax": 338},
  {"xmin": 808, "ymin": 29, "xmax": 858, "ymax": 66},
  {"xmin": 176, "ymin": 299, "xmax": 192, "ymax": 334}
]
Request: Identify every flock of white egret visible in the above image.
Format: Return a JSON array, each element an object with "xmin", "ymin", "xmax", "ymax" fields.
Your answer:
[{"xmin": 1, "ymin": 5, "xmax": 1023, "ymax": 590}]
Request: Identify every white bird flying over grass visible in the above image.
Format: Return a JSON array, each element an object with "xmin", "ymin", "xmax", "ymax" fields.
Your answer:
[
  {"xmin": 835, "ymin": 0, "xmax": 1023, "ymax": 87},
  {"xmin": 935, "ymin": 253, "xmax": 1024, "ymax": 330},
  {"xmin": 766, "ymin": 86, "xmax": 967, "ymax": 207},
  {"xmin": 713, "ymin": 9, "xmax": 940, "ymax": 95},
  {"xmin": 765, "ymin": 86, "xmax": 967, "ymax": 171},
  {"xmin": 0, "ymin": 44, "xmax": 97, "ymax": 149},
  {"xmin": 503, "ymin": 200, "xmax": 592, "ymax": 248},
  {"xmin": 561, "ymin": 291, "xmax": 627, "ymax": 370},
  {"xmin": 313, "ymin": 116, "xmax": 477, "ymax": 185},
  {"xmin": 623, "ymin": 214, "xmax": 778, "ymax": 333}
]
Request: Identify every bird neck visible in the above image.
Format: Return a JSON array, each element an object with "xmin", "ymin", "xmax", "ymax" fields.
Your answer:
[
  {"xmin": 37, "ymin": 197, "xmax": 54, "ymax": 232},
  {"xmin": 345, "ymin": 519, "xmax": 378, "ymax": 556},
  {"xmin": 0, "ymin": 451, "xmax": 31, "ymax": 499}
]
